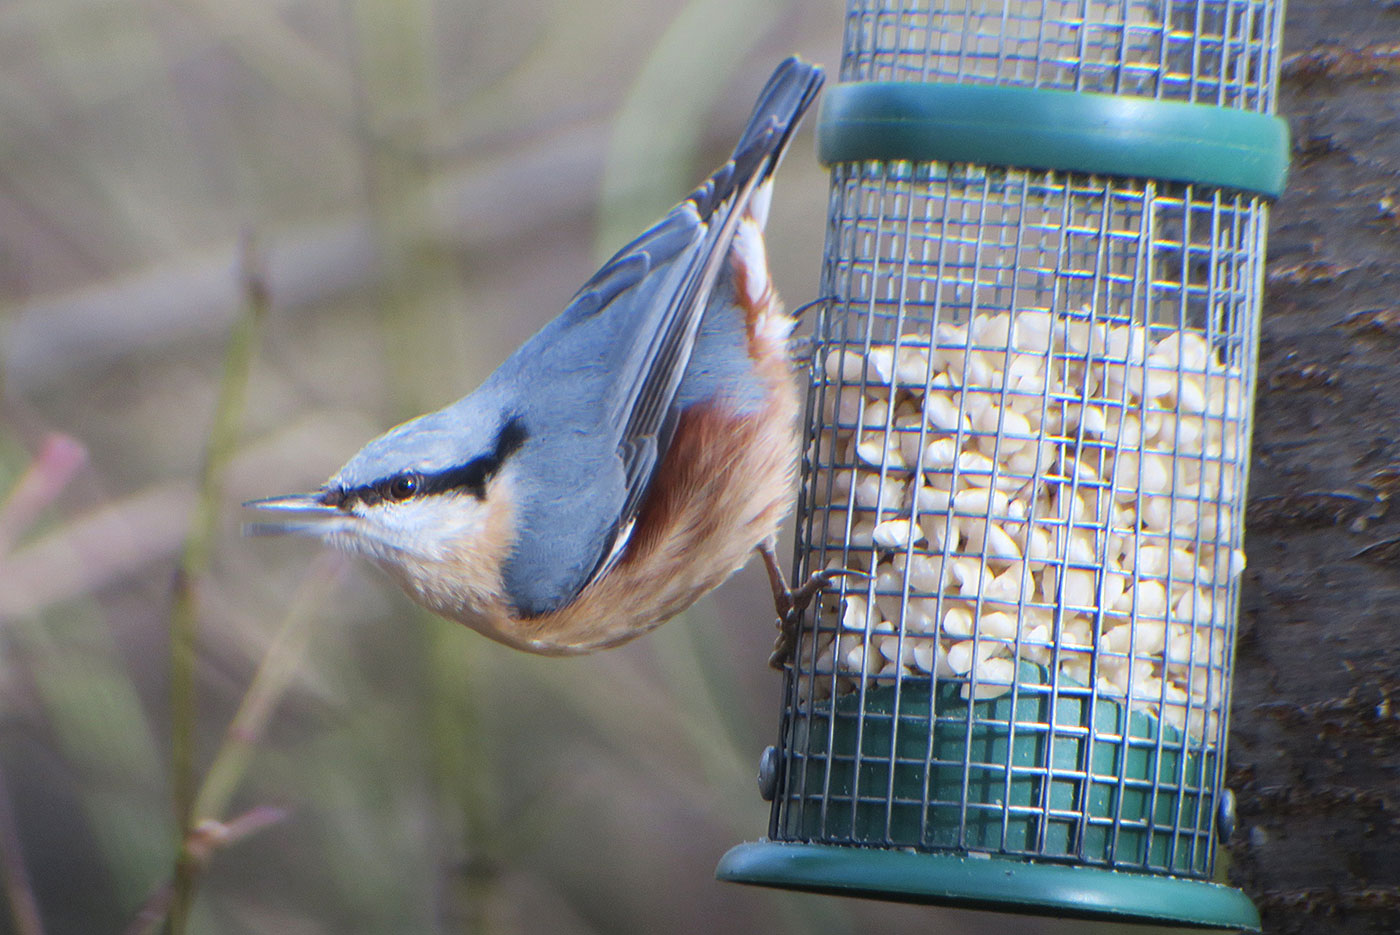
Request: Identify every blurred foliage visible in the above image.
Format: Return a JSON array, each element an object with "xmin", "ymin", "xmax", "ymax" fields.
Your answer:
[{"xmin": 0, "ymin": 1, "xmax": 1159, "ymax": 933}]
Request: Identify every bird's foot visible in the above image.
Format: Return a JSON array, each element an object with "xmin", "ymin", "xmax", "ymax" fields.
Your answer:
[{"xmin": 756, "ymin": 540, "xmax": 866, "ymax": 670}]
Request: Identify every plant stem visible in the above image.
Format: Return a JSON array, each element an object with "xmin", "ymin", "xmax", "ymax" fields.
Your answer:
[
  {"xmin": 135, "ymin": 554, "xmax": 336, "ymax": 935},
  {"xmin": 0, "ymin": 433, "xmax": 87, "ymax": 555},
  {"xmin": 167, "ymin": 236, "xmax": 268, "ymax": 935},
  {"xmin": 193, "ymin": 554, "xmax": 342, "ymax": 822},
  {"xmin": 128, "ymin": 806, "xmax": 288, "ymax": 935}
]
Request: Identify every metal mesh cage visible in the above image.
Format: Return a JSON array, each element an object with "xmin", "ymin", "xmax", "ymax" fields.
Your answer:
[
  {"xmin": 841, "ymin": 0, "xmax": 1283, "ymax": 110},
  {"xmin": 762, "ymin": 0, "xmax": 1281, "ymax": 891}
]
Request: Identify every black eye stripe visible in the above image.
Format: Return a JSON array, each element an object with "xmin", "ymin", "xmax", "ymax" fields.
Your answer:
[
  {"xmin": 419, "ymin": 460, "xmax": 491, "ymax": 499},
  {"xmin": 335, "ymin": 416, "xmax": 529, "ymax": 507}
]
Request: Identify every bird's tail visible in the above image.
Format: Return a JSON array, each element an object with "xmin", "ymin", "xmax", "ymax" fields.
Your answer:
[
  {"xmin": 697, "ymin": 58, "xmax": 825, "ymax": 233},
  {"xmin": 731, "ymin": 57, "xmax": 824, "ymax": 232},
  {"xmin": 731, "ymin": 57, "xmax": 825, "ymax": 182}
]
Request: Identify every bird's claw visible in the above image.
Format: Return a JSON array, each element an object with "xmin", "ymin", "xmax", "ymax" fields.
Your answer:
[{"xmin": 766, "ymin": 566, "xmax": 868, "ymax": 670}]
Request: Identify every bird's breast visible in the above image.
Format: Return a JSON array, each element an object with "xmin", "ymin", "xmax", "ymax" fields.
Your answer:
[
  {"xmin": 413, "ymin": 225, "xmax": 801, "ymax": 655},
  {"xmin": 505, "ymin": 382, "xmax": 800, "ymax": 654}
]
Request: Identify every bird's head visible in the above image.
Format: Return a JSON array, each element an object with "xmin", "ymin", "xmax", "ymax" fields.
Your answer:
[{"xmin": 246, "ymin": 410, "xmax": 529, "ymax": 606}]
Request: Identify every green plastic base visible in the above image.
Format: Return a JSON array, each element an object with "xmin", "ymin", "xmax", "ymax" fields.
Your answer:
[
  {"xmin": 717, "ymin": 841, "xmax": 1260, "ymax": 931},
  {"xmin": 781, "ymin": 672, "xmax": 1218, "ymax": 873}
]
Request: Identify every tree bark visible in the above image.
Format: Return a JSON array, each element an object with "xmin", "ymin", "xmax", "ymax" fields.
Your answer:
[{"xmin": 1229, "ymin": 3, "xmax": 1400, "ymax": 933}]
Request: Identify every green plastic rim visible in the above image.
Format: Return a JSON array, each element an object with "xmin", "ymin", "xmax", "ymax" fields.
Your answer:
[
  {"xmin": 717, "ymin": 841, "xmax": 1261, "ymax": 931},
  {"xmin": 817, "ymin": 82, "xmax": 1290, "ymax": 198}
]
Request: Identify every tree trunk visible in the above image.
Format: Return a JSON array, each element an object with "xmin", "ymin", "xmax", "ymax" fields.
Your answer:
[{"xmin": 1229, "ymin": 3, "xmax": 1400, "ymax": 933}]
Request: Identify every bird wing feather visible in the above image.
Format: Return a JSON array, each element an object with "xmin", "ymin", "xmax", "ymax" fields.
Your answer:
[{"xmin": 500, "ymin": 58, "xmax": 823, "ymax": 616}]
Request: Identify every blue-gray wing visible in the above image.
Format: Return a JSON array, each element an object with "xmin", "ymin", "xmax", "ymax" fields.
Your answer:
[{"xmin": 497, "ymin": 58, "xmax": 824, "ymax": 617}]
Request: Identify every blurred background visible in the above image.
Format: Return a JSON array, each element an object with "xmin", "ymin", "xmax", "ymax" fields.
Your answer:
[
  {"xmin": 0, "ymin": 1, "xmax": 1325, "ymax": 933},
  {"xmin": 0, "ymin": 1, "xmax": 916, "ymax": 932}
]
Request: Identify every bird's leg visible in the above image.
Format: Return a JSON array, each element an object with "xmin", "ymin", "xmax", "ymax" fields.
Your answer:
[{"xmin": 757, "ymin": 538, "xmax": 861, "ymax": 670}]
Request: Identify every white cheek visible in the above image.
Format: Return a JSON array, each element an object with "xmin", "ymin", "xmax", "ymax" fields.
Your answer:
[{"xmin": 332, "ymin": 495, "xmax": 492, "ymax": 564}]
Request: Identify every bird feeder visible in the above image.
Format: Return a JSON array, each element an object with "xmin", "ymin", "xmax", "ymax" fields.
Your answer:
[{"xmin": 718, "ymin": 1, "xmax": 1287, "ymax": 929}]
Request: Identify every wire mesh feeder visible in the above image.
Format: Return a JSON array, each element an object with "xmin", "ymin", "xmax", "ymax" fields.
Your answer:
[{"xmin": 719, "ymin": 2, "xmax": 1288, "ymax": 929}]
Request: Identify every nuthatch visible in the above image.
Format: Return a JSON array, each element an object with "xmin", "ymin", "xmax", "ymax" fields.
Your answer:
[{"xmin": 247, "ymin": 58, "xmax": 828, "ymax": 663}]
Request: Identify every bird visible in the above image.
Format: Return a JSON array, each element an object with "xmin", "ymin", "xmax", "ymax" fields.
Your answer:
[{"xmin": 246, "ymin": 57, "xmax": 830, "ymax": 665}]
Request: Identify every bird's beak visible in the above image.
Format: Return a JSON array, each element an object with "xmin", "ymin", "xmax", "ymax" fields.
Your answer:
[
  {"xmin": 244, "ymin": 491, "xmax": 333, "ymax": 513},
  {"xmin": 242, "ymin": 491, "xmax": 343, "ymax": 537}
]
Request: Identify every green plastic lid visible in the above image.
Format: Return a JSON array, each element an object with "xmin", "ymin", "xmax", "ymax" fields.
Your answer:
[{"xmin": 817, "ymin": 81, "xmax": 1290, "ymax": 198}]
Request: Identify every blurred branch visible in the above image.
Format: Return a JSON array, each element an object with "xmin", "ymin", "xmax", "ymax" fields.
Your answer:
[
  {"xmin": 126, "ymin": 552, "xmax": 341, "ymax": 935},
  {"xmin": 0, "ymin": 485, "xmax": 194, "ymax": 622},
  {"xmin": 0, "ymin": 433, "xmax": 89, "ymax": 935},
  {"xmin": 125, "ymin": 806, "xmax": 288, "ymax": 935},
  {"xmin": 426, "ymin": 622, "xmax": 497, "ymax": 935},
  {"xmin": 595, "ymin": 0, "xmax": 781, "ymax": 256},
  {"xmin": 2, "ymin": 125, "xmax": 605, "ymax": 395},
  {"xmin": 348, "ymin": 0, "xmax": 457, "ymax": 417},
  {"xmin": 192, "ymin": 552, "xmax": 344, "ymax": 823},
  {"xmin": 168, "ymin": 236, "xmax": 269, "ymax": 934},
  {"xmin": 0, "ymin": 432, "xmax": 87, "ymax": 556},
  {"xmin": 2, "ymin": 221, "xmax": 370, "ymax": 394},
  {"xmin": 171, "ymin": 0, "xmax": 355, "ymax": 126}
]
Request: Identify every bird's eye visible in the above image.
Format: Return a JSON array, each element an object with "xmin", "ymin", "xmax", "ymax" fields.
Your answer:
[{"xmin": 385, "ymin": 473, "xmax": 420, "ymax": 502}]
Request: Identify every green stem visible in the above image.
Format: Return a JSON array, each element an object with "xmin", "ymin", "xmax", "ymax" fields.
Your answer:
[
  {"xmin": 127, "ymin": 806, "xmax": 288, "ymax": 935},
  {"xmin": 167, "ymin": 238, "xmax": 269, "ymax": 935},
  {"xmin": 132, "ymin": 556, "xmax": 334, "ymax": 935},
  {"xmin": 193, "ymin": 554, "xmax": 341, "ymax": 822},
  {"xmin": 427, "ymin": 623, "xmax": 497, "ymax": 935}
]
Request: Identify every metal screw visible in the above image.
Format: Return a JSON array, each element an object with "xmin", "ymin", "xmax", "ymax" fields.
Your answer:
[
  {"xmin": 1217, "ymin": 787, "xmax": 1237, "ymax": 842},
  {"xmin": 757, "ymin": 745, "xmax": 781, "ymax": 801}
]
